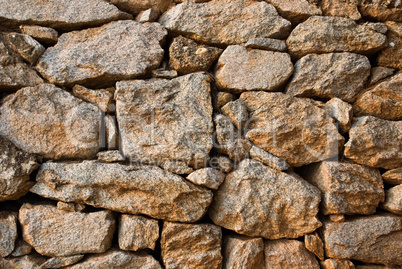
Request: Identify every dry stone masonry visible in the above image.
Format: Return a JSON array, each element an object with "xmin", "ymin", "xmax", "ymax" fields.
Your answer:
[{"xmin": 0, "ymin": 0, "xmax": 401, "ymax": 268}]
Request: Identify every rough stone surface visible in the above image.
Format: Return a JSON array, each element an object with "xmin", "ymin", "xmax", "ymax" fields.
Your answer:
[
  {"xmin": 249, "ymin": 145, "xmax": 290, "ymax": 171},
  {"xmin": 364, "ymin": 22, "xmax": 389, "ymax": 34},
  {"xmin": 320, "ymin": 259, "xmax": 355, "ymax": 269},
  {"xmin": 323, "ymin": 214, "xmax": 402, "ymax": 265},
  {"xmin": 186, "ymin": 168, "xmax": 225, "ymax": 190},
  {"xmin": 40, "ymin": 255, "xmax": 84, "ymax": 269},
  {"xmin": 104, "ymin": 115, "xmax": 118, "ymax": 150},
  {"xmin": 344, "ymin": 116, "xmax": 402, "ymax": 169},
  {"xmin": 72, "ymin": 85, "xmax": 113, "ymax": 113},
  {"xmin": 353, "ymin": 72, "xmax": 402, "ymax": 121},
  {"xmin": 378, "ymin": 22, "xmax": 402, "ymax": 69},
  {"xmin": 151, "ymin": 68, "xmax": 178, "ymax": 79},
  {"xmin": 215, "ymin": 45, "xmax": 294, "ymax": 93},
  {"xmin": 0, "ymin": 136, "xmax": 39, "ymax": 201},
  {"xmin": 322, "ymin": 0, "xmax": 361, "ymax": 20},
  {"xmin": 382, "ymin": 168, "xmax": 402, "ymax": 185},
  {"xmin": 0, "ymin": 212, "xmax": 18, "ymax": 257},
  {"xmin": 161, "ymin": 222, "xmax": 222, "ymax": 269},
  {"xmin": 221, "ymin": 99, "xmax": 249, "ymax": 130},
  {"xmin": 209, "ymin": 159, "xmax": 321, "ymax": 239},
  {"xmin": 159, "ymin": 0, "xmax": 291, "ymax": 45},
  {"xmin": 19, "ymin": 203, "xmax": 115, "ymax": 257},
  {"xmin": 265, "ymin": 0, "xmax": 322, "ymax": 24},
  {"xmin": 301, "ymin": 161, "xmax": 384, "ymax": 215},
  {"xmin": 97, "ymin": 150, "xmax": 126, "ymax": 163},
  {"xmin": 32, "ymin": 161, "xmax": 213, "ymax": 222},
  {"xmin": 5, "ymin": 33, "xmax": 45, "ymax": 64},
  {"xmin": 381, "ymin": 185, "xmax": 402, "ymax": 215},
  {"xmin": 0, "ymin": 253, "xmax": 47, "ymax": 269},
  {"xmin": 0, "ymin": 84, "xmax": 102, "ymax": 160},
  {"xmin": 136, "ymin": 8, "xmax": 160, "ymax": 23},
  {"xmin": 216, "ymin": 92, "xmax": 235, "ymax": 108},
  {"xmin": 358, "ymin": 0, "xmax": 402, "ymax": 22},
  {"xmin": 325, "ymin": 98, "xmax": 353, "ymax": 134},
  {"xmin": 245, "ymin": 38, "xmax": 287, "ymax": 51},
  {"xmin": 64, "ymin": 249, "xmax": 162, "ymax": 269},
  {"xmin": 57, "ymin": 202, "xmax": 85, "ymax": 213},
  {"xmin": 0, "ymin": 0, "xmax": 131, "ymax": 31},
  {"xmin": 118, "ymin": 215, "xmax": 159, "ymax": 251},
  {"xmin": 10, "ymin": 240, "xmax": 32, "ymax": 257},
  {"xmin": 116, "ymin": 73, "xmax": 213, "ymax": 168},
  {"xmin": 19, "ymin": 25, "xmax": 59, "ymax": 45},
  {"xmin": 286, "ymin": 52, "xmax": 371, "ymax": 103},
  {"xmin": 169, "ymin": 36, "xmax": 222, "ymax": 74},
  {"xmin": 329, "ymin": 214, "xmax": 346, "ymax": 223},
  {"xmin": 264, "ymin": 239, "xmax": 320, "ymax": 268},
  {"xmin": 36, "ymin": 20, "xmax": 166, "ymax": 87},
  {"xmin": 241, "ymin": 91, "xmax": 344, "ymax": 167},
  {"xmin": 162, "ymin": 160, "xmax": 194, "ymax": 175},
  {"xmin": 222, "ymin": 235, "xmax": 265, "ymax": 269},
  {"xmin": 286, "ymin": 16, "xmax": 387, "ymax": 58},
  {"xmin": 305, "ymin": 232, "xmax": 325, "ymax": 261},
  {"xmin": 368, "ymin": 67, "xmax": 394, "ymax": 86},
  {"xmin": 107, "ymin": 0, "xmax": 173, "ymax": 14},
  {"xmin": 211, "ymin": 156, "xmax": 233, "ymax": 173}
]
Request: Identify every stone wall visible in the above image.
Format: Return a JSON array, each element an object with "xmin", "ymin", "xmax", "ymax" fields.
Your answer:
[{"xmin": 0, "ymin": 0, "xmax": 401, "ymax": 268}]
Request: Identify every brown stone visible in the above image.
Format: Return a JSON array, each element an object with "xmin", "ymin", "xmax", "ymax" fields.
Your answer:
[
  {"xmin": 323, "ymin": 214, "xmax": 402, "ymax": 265},
  {"xmin": 322, "ymin": 0, "xmax": 361, "ymax": 20},
  {"xmin": 358, "ymin": 0, "xmax": 402, "ymax": 22},
  {"xmin": 107, "ymin": 0, "xmax": 173, "ymax": 14},
  {"xmin": 241, "ymin": 91, "xmax": 344, "ymax": 167},
  {"xmin": 249, "ymin": 145, "xmax": 290, "ymax": 171},
  {"xmin": 216, "ymin": 92, "xmax": 235, "ymax": 108},
  {"xmin": 245, "ymin": 38, "xmax": 287, "ymax": 52},
  {"xmin": 0, "ymin": 212, "xmax": 18, "ymax": 258},
  {"xmin": 320, "ymin": 259, "xmax": 355, "ymax": 269},
  {"xmin": 10, "ymin": 239, "xmax": 32, "ymax": 257},
  {"xmin": 187, "ymin": 168, "xmax": 225, "ymax": 190},
  {"xmin": 161, "ymin": 222, "xmax": 222, "ymax": 269},
  {"xmin": 221, "ymin": 99, "xmax": 249, "ymax": 130},
  {"xmin": 382, "ymin": 168, "xmax": 402, "ymax": 185},
  {"xmin": 325, "ymin": 98, "xmax": 353, "ymax": 134},
  {"xmin": 209, "ymin": 159, "xmax": 321, "ymax": 239},
  {"xmin": 211, "ymin": 156, "xmax": 233, "ymax": 173},
  {"xmin": 265, "ymin": 0, "xmax": 322, "ymax": 24},
  {"xmin": 19, "ymin": 25, "xmax": 58, "ymax": 45},
  {"xmin": 329, "ymin": 214, "xmax": 346, "ymax": 223},
  {"xmin": 353, "ymin": 72, "xmax": 402, "ymax": 121},
  {"xmin": 215, "ymin": 45, "xmax": 294, "ymax": 93},
  {"xmin": 159, "ymin": 0, "xmax": 291, "ymax": 45},
  {"xmin": 97, "ymin": 150, "xmax": 126, "ymax": 163},
  {"xmin": 72, "ymin": 85, "xmax": 113, "ymax": 113},
  {"xmin": 104, "ymin": 115, "xmax": 118, "ymax": 150},
  {"xmin": 222, "ymin": 235, "xmax": 265, "ymax": 269},
  {"xmin": 40, "ymin": 255, "xmax": 84, "ymax": 269},
  {"xmin": 368, "ymin": 67, "xmax": 395, "ymax": 86},
  {"xmin": 32, "ymin": 161, "xmax": 213, "ymax": 222},
  {"xmin": 0, "ymin": 253, "xmax": 47, "ymax": 269},
  {"xmin": 0, "ymin": 84, "xmax": 102, "ymax": 160},
  {"xmin": 287, "ymin": 16, "xmax": 387, "ymax": 58},
  {"xmin": 5, "ymin": 33, "xmax": 45, "ymax": 64},
  {"xmin": 381, "ymin": 185, "xmax": 402, "ymax": 215},
  {"xmin": 162, "ymin": 160, "xmax": 194, "ymax": 175},
  {"xmin": 305, "ymin": 232, "xmax": 325, "ymax": 260},
  {"xmin": 57, "ymin": 202, "xmax": 86, "ymax": 213},
  {"xmin": 344, "ymin": 116, "xmax": 402, "ymax": 169},
  {"xmin": 378, "ymin": 22, "xmax": 402, "ymax": 70},
  {"xmin": 118, "ymin": 215, "xmax": 159, "ymax": 251}
]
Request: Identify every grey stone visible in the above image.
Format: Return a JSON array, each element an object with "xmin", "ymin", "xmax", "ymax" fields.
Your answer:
[
  {"xmin": 162, "ymin": 160, "xmax": 194, "ymax": 175},
  {"xmin": 5, "ymin": 33, "xmax": 45, "ymax": 64},
  {"xmin": 249, "ymin": 145, "xmax": 290, "ymax": 171},
  {"xmin": 0, "ymin": 212, "xmax": 18, "ymax": 257},
  {"xmin": 0, "ymin": 253, "xmax": 47, "ymax": 269},
  {"xmin": 72, "ymin": 85, "xmax": 114, "ymax": 113},
  {"xmin": 221, "ymin": 99, "xmax": 249, "ymax": 130},
  {"xmin": 19, "ymin": 25, "xmax": 59, "ymax": 45},
  {"xmin": 97, "ymin": 151, "xmax": 126, "ymax": 163},
  {"xmin": 368, "ymin": 67, "xmax": 394, "ymax": 86},
  {"xmin": 136, "ymin": 8, "xmax": 160, "ymax": 23},
  {"xmin": 118, "ymin": 215, "xmax": 159, "ymax": 251},
  {"xmin": 10, "ymin": 240, "xmax": 32, "ymax": 257},
  {"xmin": 40, "ymin": 255, "xmax": 84, "ymax": 269},
  {"xmin": 324, "ymin": 98, "xmax": 353, "ymax": 134},
  {"xmin": 381, "ymin": 185, "xmax": 402, "ymax": 215},
  {"xmin": 104, "ymin": 115, "xmax": 118, "ymax": 150},
  {"xmin": 211, "ymin": 156, "xmax": 233, "ymax": 173},
  {"xmin": 222, "ymin": 235, "xmax": 265, "ymax": 269},
  {"xmin": 56, "ymin": 202, "xmax": 86, "ymax": 213},
  {"xmin": 265, "ymin": 0, "xmax": 322, "ymax": 24},
  {"xmin": 107, "ymin": 0, "xmax": 173, "ymax": 14},
  {"xmin": 186, "ymin": 168, "xmax": 225, "ymax": 190},
  {"xmin": 245, "ymin": 38, "xmax": 287, "ymax": 51}
]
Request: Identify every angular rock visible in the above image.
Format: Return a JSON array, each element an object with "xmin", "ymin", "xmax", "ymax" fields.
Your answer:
[
  {"xmin": 19, "ymin": 203, "xmax": 115, "ymax": 257},
  {"xmin": 286, "ymin": 16, "xmax": 387, "ymax": 58},
  {"xmin": 116, "ymin": 73, "xmax": 213, "ymax": 168},
  {"xmin": 241, "ymin": 91, "xmax": 344, "ymax": 167},
  {"xmin": 162, "ymin": 160, "xmax": 194, "ymax": 175},
  {"xmin": 329, "ymin": 214, "xmax": 346, "ymax": 223},
  {"xmin": 221, "ymin": 99, "xmax": 248, "ymax": 130},
  {"xmin": 151, "ymin": 68, "xmax": 178, "ymax": 79},
  {"xmin": 344, "ymin": 116, "xmax": 402, "ymax": 169},
  {"xmin": 323, "ymin": 214, "xmax": 402, "ymax": 265},
  {"xmin": 265, "ymin": 0, "xmax": 322, "ymax": 24},
  {"xmin": 245, "ymin": 38, "xmax": 287, "ymax": 51},
  {"xmin": 136, "ymin": 8, "xmax": 160, "ymax": 23},
  {"xmin": 305, "ymin": 232, "xmax": 325, "ymax": 261},
  {"xmin": 358, "ymin": 0, "xmax": 402, "ymax": 22},
  {"xmin": 107, "ymin": 0, "xmax": 172, "ymax": 14},
  {"xmin": 64, "ymin": 249, "xmax": 162, "ymax": 269},
  {"xmin": 382, "ymin": 168, "xmax": 402, "ymax": 185},
  {"xmin": 364, "ymin": 22, "xmax": 388, "ymax": 34},
  {"xmin": 0, "ymin": 253, "xmax": 47, "ymax": 269},
  {"xmin": 355, "ymin": 266, "xmax": 385, "ymax": 269},
  {"xmin": 161, "ymin": 222, "xmax": 222, "ymax": 269},
  {"xmin": 118, "ymin": 215, "xmax": 159, "ymax": 251},
  {"xmin": 40, "ymin": 255, "xmax": 84, "ymax": 269},
  {"xmin": 57, "ymin": 202, "xmax": 86, "ymax": 213},
  {"xmin": 322, "ymin": 0, "xmax": 361, "ymax": 20},
  {"xmin": 320, "ymin": 259, "xmax": 355, "ymax": 269},
  {"xmin": 286, "ymin": 52, "xmax": 371, "ymax": 103},
  {"xmin": 97, "ymin": 150, "xmax": 126, "ymax": 163},
  {"xmin": 32, "ymin": 161, "xmax": 213, "ymax": 222},
  {"xmin": 104, "ymin": 115, "xmax": 118, "ymax": 150},
  {"xmin": 72, "ymin": 85, "xmax": 113, "ymax": 113},
  {"xmin": 325, "ymin": 98, "xmax": 353, "ymax": 134},
  {"xmin": 264, "ymin": 239, "xmax": 320, "ymax": 268},
  {"xmin": 301, "ymin": 161, "xmax": 384, "ymax": 215},
  {"xmin": 249, "ymin": 145, "xmax": 290, "ymax": 171},
  {"xmin": 209, "ymin": 159, "xmax": 321, "ymax": 239},
  {"xmin": 222, "ymin": 235, "xmax": 265, "ymax": 269},
  {"xmin": 36, "ymin": 20, "xmax": 166, "ymax": 87},
  {"xmin": 0, "ymin": 212, "xmax": 18, "ymax": 257},
  {"xmin": 20, "ymin": 25, "xmax": 58, "ymax": 45},
  {"xmin": 0, "ymin": 84, "xmax": 102, "ymax": 160},
  {"xmin": 169, "ymin": 36, "xmax": 222, "ymax": 74},
  {"xmin": 186, "ymin": 168, "xmax": 225, "ymax": 190},
  {"xmin": 210, "ymin": 156, "xmax": 233, "ymax": 173},
  {"xmin": 10, "ymin": 239, "xmax": 32, "ymax": 257},
  {"xmin": 0, "ymin": 136, "xmax": 39, "ymax": 201},
  {"xmin": 0, "ymin": 0, "xmax": 131, "ymax": 31},
  {"xmin": 368, "ymin": 67, "xmax": 394, "ymax": 86},
  {"xmin": 378, "ymin": 22, "xmax": 402, "ymax": 70},
  {"xmin": 216, "ymin": 92, "xmax": 235, "ymax": 108},
  {"xmin": 381, "ymin": 185, "xmax": 402, "ymax": 215},
  {"xmin": 353, "ymin": 72, "xmax": 402, "ymax": 120},
  {"xmin": 5, "ymin": 33, "xmax": 45, "ymax": 64},
  {"xmin": 159, "ymin": 0, "xmax": 291, "ymax": 45},
  {"xmin": 215, "ymin": 45, "xmax": 293, "ymax": 93}
]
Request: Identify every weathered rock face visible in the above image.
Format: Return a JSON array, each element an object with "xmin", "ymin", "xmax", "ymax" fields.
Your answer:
[
  {"xmin": 0, "ymin": 0, "xmax": 131, "ymax": 30},
  {"xmin": 161, "ymin": 222, "xmax": 222, "ymax": 269},
  {"xmin": 344, "ymin": 116, "xmax": 402, "ymax": 169},
  {"xmin": 4, "ymin": 33, "xmax": 45, "ymax": 65},
  {"xmin": 377, "ymin": 22, "xmax": 402, "ymax": 70},
  {"xmin": 324, "ymin": 98, "xmax": 353, "ymax": 134},
  {"xmin": 381, "ymin": 185, "xmax": 402, "ymax": 215},
  {"xmin": 222, "ymin": 235, "xmax": 265, "ymax": 269},
  {"xmin": 11, "ymin": 239, "xmax": 32, "ymax": 257},
  {"xmin": 368, "ymin": 67, "xmax": 395, "ymax": 86},
  {"xmin": 36, "ymin": 20, "xmax": 166, "ymax": 87},
  {"xmin": 19, "ymin": 25, "xmax": 58, "ymax": 45},
  {"xmin": 159, "ymin": 0, "xmax": 291, "ymax": 46},
  {"xmin": 249, "ymin": 145, "xmax": 290, "ymax": 171},
  {"xmin": 107, "ymin": 0, "xmax": 172, "ymax": 14},
  {"xmin": 301, "ymin": 161, "xmax": 384, "ymax": 215},
  {"xmin": 0, "ymin": 84, "xmax": 102, "ymax": 160},
  {"xmin": 215, "ymin": 46, "xmax": 293, "ymax": 93},
  {"xmin": 31, "ymin": 161, "xmax": 213, "ymax": 222},
  {"xmin": 118, "ymin": 215, "xmax": 159, "ymax": 251},
  {"xmin": 65, "ymin": 249, "xmax": 162, "ymax": 269},
  {"xmin": 320, "ymin": 259, "xmax": 355, "ymax": 269},
  {"xmin": 245, "ymin": 38, "xmax": 287, "ymax": 52},
  {"xmin": 265, "ymin": 0, "xmax": 322, "ymax": 24},
  {"xmin": 0, "ymin": 212, "xmax": 18, "ymax": 257},
  {"xmin": 115, "ymin": 73, "xmax": 213, "ymax": 168},
  {"xmin": 286, "ymin": 53, "xmax": 371, "ymax": 103},
  {"xmin": 221, "ymin": 99, "xmax": 249, "ymax": 130},
  {"xmin": 323, "ymin": 214, "xmax": 402, "ymax": 265},
  {"xmin": 241, "ymin": 91, "xmax": 344, "ymax": 167},
  {"xmin": 0, "ymin": 253, "xmax": 47, "ymax": 269},
  {"xmin": 169, "ymin": 36, "xmax": 222, "ymax": 74},
  {"xmin": 0, "ymin": 136, "xmax": 39, "ymax": 201},
  {"xmin": 286, "ymin": 16, "xmax": 387, "ymax": 58},
  {"xmin": 186, "ymin": 168, "xmax": 225, "ymax": 190},
  {"xmin": 305, "ymin": 232, "xmax": 325, "ymax": 261},
  {"xmin": 358, "ymin": 0, "xmax": 402, "ymax": 22},
  {"xmin": 382, "ymin": 168, "xmax": 402, "ymax": 185},
  {"xmin": 72, "ymin": 85, "xmax": 114, "ymax": 113},
  {"xmin": 40, "ymin": 255, "xmax": 84, "ymax": 269},
  {"xmin": 19, "ymin": 203, "xmax": 115, "ymax": 257},
  {"xmin": 322, "ymin": 0, "xmax": 361, "ymax": 20},
  {"xmin": 209, "ymin": 159, "xmax": 322, "ymax": 239},
  {"xmin": 264, "ymin": 239, "xmax": 320, "ymax": 268},
  {"xmin": 353, "ymin": 72, "xmax": 402, "ymax": 121}
]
